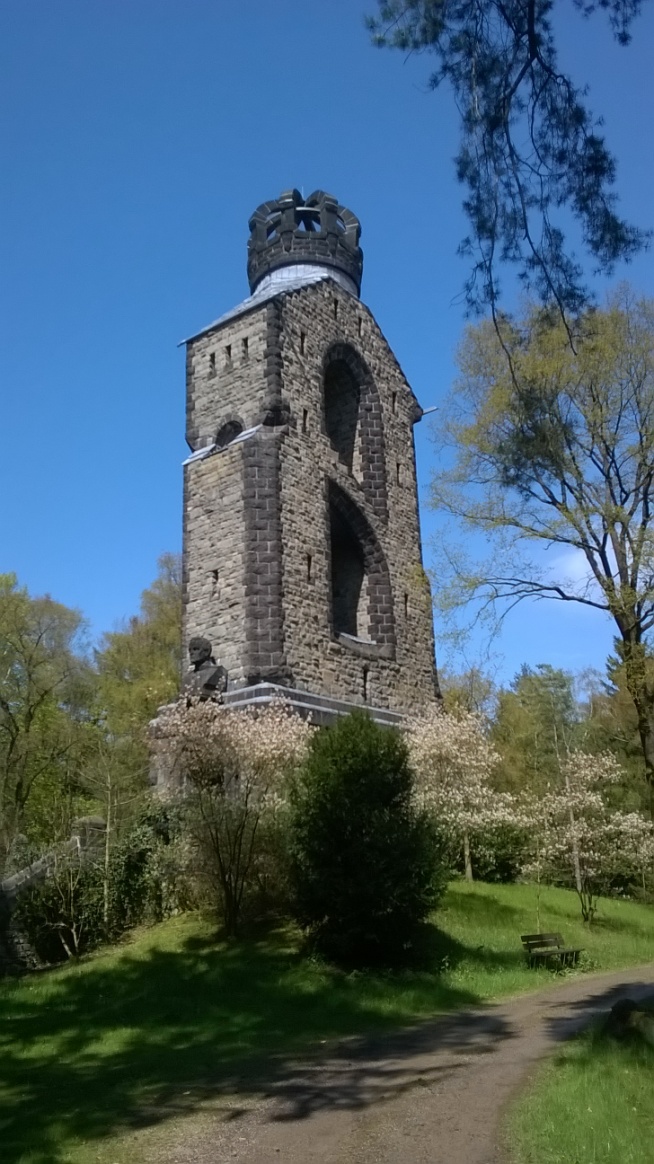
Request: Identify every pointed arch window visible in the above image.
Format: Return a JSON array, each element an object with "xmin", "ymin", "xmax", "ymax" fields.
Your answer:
[{"xmin": 323, "ymin": 358, "xmax": 360, "ymax": 473}]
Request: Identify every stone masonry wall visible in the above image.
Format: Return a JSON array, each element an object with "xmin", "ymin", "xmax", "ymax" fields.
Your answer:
[
  {"xmin": 183, "ymin": 444, "xmax": 249, "ymax": 683},
  {"xmin": 185, "ymin": 310, "xmax": 269, "ymax": 451},
  {"xmin": 276, "ymin": 280, "xmax": 437, "ymax": 714},
  {"xmin": 183, "ymin": 276, "xmax": 438, "ymax": 714}
]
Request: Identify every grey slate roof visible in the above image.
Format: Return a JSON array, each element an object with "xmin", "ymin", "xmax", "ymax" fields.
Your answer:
[{"xmin": 180, "ymin": 270, "xmax": 333, "ymax": 345}]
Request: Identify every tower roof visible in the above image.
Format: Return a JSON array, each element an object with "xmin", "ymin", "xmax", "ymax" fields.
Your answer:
[{"xmin": 247, "ymin": 188, "xmax": 363, "ymax": 296}]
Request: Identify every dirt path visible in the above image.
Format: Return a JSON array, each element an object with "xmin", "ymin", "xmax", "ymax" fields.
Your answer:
[{"xmin": 161, "ymin": 964, "xmax": 654, "ymax": 1164}]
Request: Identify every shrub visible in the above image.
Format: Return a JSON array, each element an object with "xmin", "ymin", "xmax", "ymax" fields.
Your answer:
[
  {"xmin": 290, "ymin": 710, "xmax": 448, "ymax": 967},
  {"xmin": 14, "ymin": 803, "xmax": 191, "ymax": 963},
  {"xmin": 159, "ymin": 698, "xmax": 313, "ymax": 935},
  {"xmin": 466, "ymin": 822, "xmax": 529, "ymax": 883}
]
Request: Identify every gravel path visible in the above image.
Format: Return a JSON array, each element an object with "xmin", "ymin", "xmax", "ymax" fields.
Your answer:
[{"xmin": 160, "ymin": 964, "xmax": 654, "ymax": 1164}]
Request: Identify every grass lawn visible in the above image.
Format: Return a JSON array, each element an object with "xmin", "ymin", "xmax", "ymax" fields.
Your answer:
[
  {"xmin": 1, "ymin": 880, "xmax": 653, "ymax": 1163},
  {"xmin": 509, "ymin": 1002, "xmax": 654, "ymax": 1164}
]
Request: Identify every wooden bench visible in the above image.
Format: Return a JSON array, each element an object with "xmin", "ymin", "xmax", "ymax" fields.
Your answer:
[{"xmin": 521, "ymin": 932, "xmax": 583, "ymax": 968}]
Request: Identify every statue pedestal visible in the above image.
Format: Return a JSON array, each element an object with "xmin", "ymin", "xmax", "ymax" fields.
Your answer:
[{"xmin": 148, "ymin": 682, "xmax": 404, "ymax": 795}]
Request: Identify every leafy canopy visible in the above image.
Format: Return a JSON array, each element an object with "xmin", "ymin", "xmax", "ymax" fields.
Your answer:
[{"xmin": 369, "ymin": 1, "xmax": 648, "ymax": 314}]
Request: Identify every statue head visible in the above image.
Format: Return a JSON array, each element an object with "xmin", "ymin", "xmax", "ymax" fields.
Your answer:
[{"xmin": 188, "ymin": 636, "xmax": 213, "ymax": 668}]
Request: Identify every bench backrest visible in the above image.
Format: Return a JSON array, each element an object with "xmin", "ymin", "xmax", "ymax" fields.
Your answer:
[{"xmin": 521, "ymin": 933, "xmax": 564, "ymax": 950}]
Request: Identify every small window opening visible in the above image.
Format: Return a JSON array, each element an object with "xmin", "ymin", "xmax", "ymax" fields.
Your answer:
[
  {"xmin": 357, "ymin": 316, "xmax": 363, "ymax": 336},
  {"xmin": 333, "ymin": 299, "xmax": 338, "ymax": 320},
  {"xmin": 391, "ymin": 391, "xmax": 397, "ymax": 414},
  {"xmin": 241, "ymin": 336, "xmax": 249, "ymax": 361},
  {"xmin": 300, "ymin": 332, "xmax": 306, "ymax": 355},
  {"xmin": 306, "ymin": 553, "xmax": 312, "ymax": 582},
  {"xmin": 396, "ymin": 462, "xmax": 402, "ymax": 485},
  {"xmin": 211, "ymin": 569, "xmax": 219, "ymax": 594},
  {"xmin": 362, "ymin": 666, "xmax": 370, "ymax": 703},
  {"xmin": 224, "ymin": 344, "xmax": 232, "ymax": 367},
  {"xmin": 209, "ymin": 352, "xmax": 216, "ymax": 377},
  {"xmin": 216, "ymin": 419, "xmax": 243, "ymax": 448},
  {"xmin": 404, "ymin": 592, "xmax": 409, "ymax": 618},
  {"xmin": 302, "ymin": 408, "xmax": 308, "ymax": 433}
]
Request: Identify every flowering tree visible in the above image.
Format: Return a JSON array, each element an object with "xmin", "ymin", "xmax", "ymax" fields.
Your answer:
[
  {"xmin": 602, "ymin": 812, "xmax": 654, "ymax": 898},
  {"xmin": 407, "ymin": 708, "xmax": 521, "ymax": 881},
  {"xmin": 523, "ymin": 750, "xmax": 654, "ymax": 922},
  {"xmin": 157, "ymin": 698, "xmax": 313, "ymax": 934}
]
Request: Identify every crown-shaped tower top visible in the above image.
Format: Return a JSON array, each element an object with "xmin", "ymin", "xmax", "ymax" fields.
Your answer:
[{"xmin": 247, "ymin": 188, "xmax": 363, "ymax": 296}]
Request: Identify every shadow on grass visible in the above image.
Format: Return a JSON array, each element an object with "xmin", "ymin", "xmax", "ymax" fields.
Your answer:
[{"xmin": 0, "ymin": 919, "xmax": 524, "ymax": 1164}]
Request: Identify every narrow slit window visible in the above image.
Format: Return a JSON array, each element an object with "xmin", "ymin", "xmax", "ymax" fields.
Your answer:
[
  {"xmin": 302, "ymin": 408, "xmax": 308, "ymax": 433},
  {"xmin": 300, "ymin": 332, "xmax": 306, "ymax": 355},
  {"xmin": 241, "ymin": 337, "xmax": 249, "ymax": 361},
  {"xmin": 307, "ymin": 553, "xmax": 312, "ymax": 582},
  {"xmin": 211, "ymin": 569, "xmax": 219, "ymax": 595},
  {"xmin": 357, "ymin": 316, "xmax": 363, "ymax": 336},
  {"xmin": 362, "ymin": 666, "xmax": 369, "ymax": 703},
  {"xmin": 224, "ymin": 344, "xmax": 232, "ymax": 366},
  {"xmin": 391, "ymin": 391, "xmax": 397, "ymax": 414},
  {"xmin": 209, "ymin": 352, "xmax": 216, "ymax": 377},
  {"xmin": 396, "ymin": 462, "xmax": 401, "ymax": 485},
  {"xmin": 333, "ymin": 299, "xmax": 338, "ymax": 320},
  {"xmin": 404, "ymin": 592, "xmax": 409, "ymax": 618}
]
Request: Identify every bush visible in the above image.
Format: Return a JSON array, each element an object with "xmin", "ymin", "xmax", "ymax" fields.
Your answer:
[
  {"xmin": 14, "ymin": 803, "xmax": 192, "ymax": 963},
  {"xmin": 161, "ymin": 698, "xmax": 313, "ymax": 935},
  {"xmin": 289, "ymin": 710, "xmax": 448, "ymax": 967},
  {"xmin": 465, "ymin": 822, "xmax": 528, "ymax": 883}
]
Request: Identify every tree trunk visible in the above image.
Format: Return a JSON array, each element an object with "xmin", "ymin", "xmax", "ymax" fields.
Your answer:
[
  {"xmin": 562, "ymin": 770, "xmax": 583, "ymax": 897},
  {"xmin": 621, "ymin": 635, "xmax": 654, "ymax": 819},
  {"xmin": 463, "ymin": 830, "xmax": 473, "ymax": 882},
  {"xmin": 103, "ymin": 775, "xmax": 112, "ymax": 930}
]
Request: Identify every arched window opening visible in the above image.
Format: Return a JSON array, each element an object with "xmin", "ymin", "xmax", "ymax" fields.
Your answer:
[
  {"xmin": 327, "ymin": 479, "xmax": 396, "ymax": 655},
  {"xmin": 216, "ymin": 420, "xmax": 243, "ymax": 449},
  {"xmin": 330, "ymin": 504, "xmax": 369, "ymax": 639},
  {"xmin": 324, "ymin": 359, "xmax": 360, "ymax": 473}
]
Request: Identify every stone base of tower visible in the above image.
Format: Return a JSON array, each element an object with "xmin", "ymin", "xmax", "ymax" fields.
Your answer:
[
  {"xmin": 220, "ymin": 682, "xmax": 404, "ymax": 727},
  {"xmin": 148, "ymin": 683, "xmax": 406, "ymax": 795}
]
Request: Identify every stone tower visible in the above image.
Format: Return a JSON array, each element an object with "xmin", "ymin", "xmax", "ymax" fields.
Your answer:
[{"xmin": 181, "ymin": 188, "xmax": 438, "ymax": 723}]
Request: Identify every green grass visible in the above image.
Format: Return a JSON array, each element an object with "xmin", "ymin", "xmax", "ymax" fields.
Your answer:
[
  {"xmin": 1, "ymin": 881, "xmax": 653, "ymax": 1163},
  {"xmin": 510, "ymin": 1005, "xmax": 654, "ymax": 1163}
]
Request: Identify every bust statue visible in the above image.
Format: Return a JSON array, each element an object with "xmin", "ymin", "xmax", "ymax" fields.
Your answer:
[{"xmin": 183, "ymin": 636, "xmax": 228, "ymax": 700}]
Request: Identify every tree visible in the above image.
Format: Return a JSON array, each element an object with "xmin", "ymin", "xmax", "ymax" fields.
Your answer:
[
  {"xmin": 160, "ymin": 698, "xmax": 312, "ymax": 935},
  {"xmin": 290, "ymin": 711, "xmax": 446, "ymax": 966},
  {"xmin": 95, "ymin": 552, "xmax": 182, "ymax": 744},
  {"xmin": 493, "ymin": 664, "xmax": 579, "ymax": 793},
  {"xmin": 82, "ymin": 553, "xmax": 184, "ymax": 916},
  {"xmin": 407, "ymin": 706, "xmax": 521, "ymax": 879},
  {"xmin": 522, "ymin": 748, "xmax": 654, "ymax": 921},
  {"xmin": 0, "ymin": 575, "xmax": 93, "ymax": 870},
  {"xmin": 431, "ymin": 290, "xmax": 654, "ymax": 809},
  {"xmin": 369, "ymin": 2, "xmax": 648, "ymax": 316}
]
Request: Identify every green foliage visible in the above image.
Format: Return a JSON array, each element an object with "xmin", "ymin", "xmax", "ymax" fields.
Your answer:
[
  {"xmin": 0, "ymin": 574, "xmax": 95, "ymax": 869},
  {"xmin": 465, "ymin": 821, "xmax": 528, "ymax": 883},
  {"xmin": 13, "ymin": 802, "xmax": 191, "ymax": 962},
  {"xmin": 493, "ymin": 665, "xmax": 579, "ymax": 794},
  {"xmin": 95, "ymin": 552, "xmax": 182, "ymax": 744},
  {"xmin": 14, "ymin": 860, "xmax": 106, "ymax": 963},
  {"xmin": 290, "ymin": 711, "xmax": 449, "ymax": 966},
  {"xmin": 369, "ymin": 2, "xmax": 647, "ymax": 314}
]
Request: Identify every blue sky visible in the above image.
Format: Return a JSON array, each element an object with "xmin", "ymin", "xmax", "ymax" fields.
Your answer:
[{"xmin": 2, "ymin": 0, "xmax": 653, "ymax": 685}]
